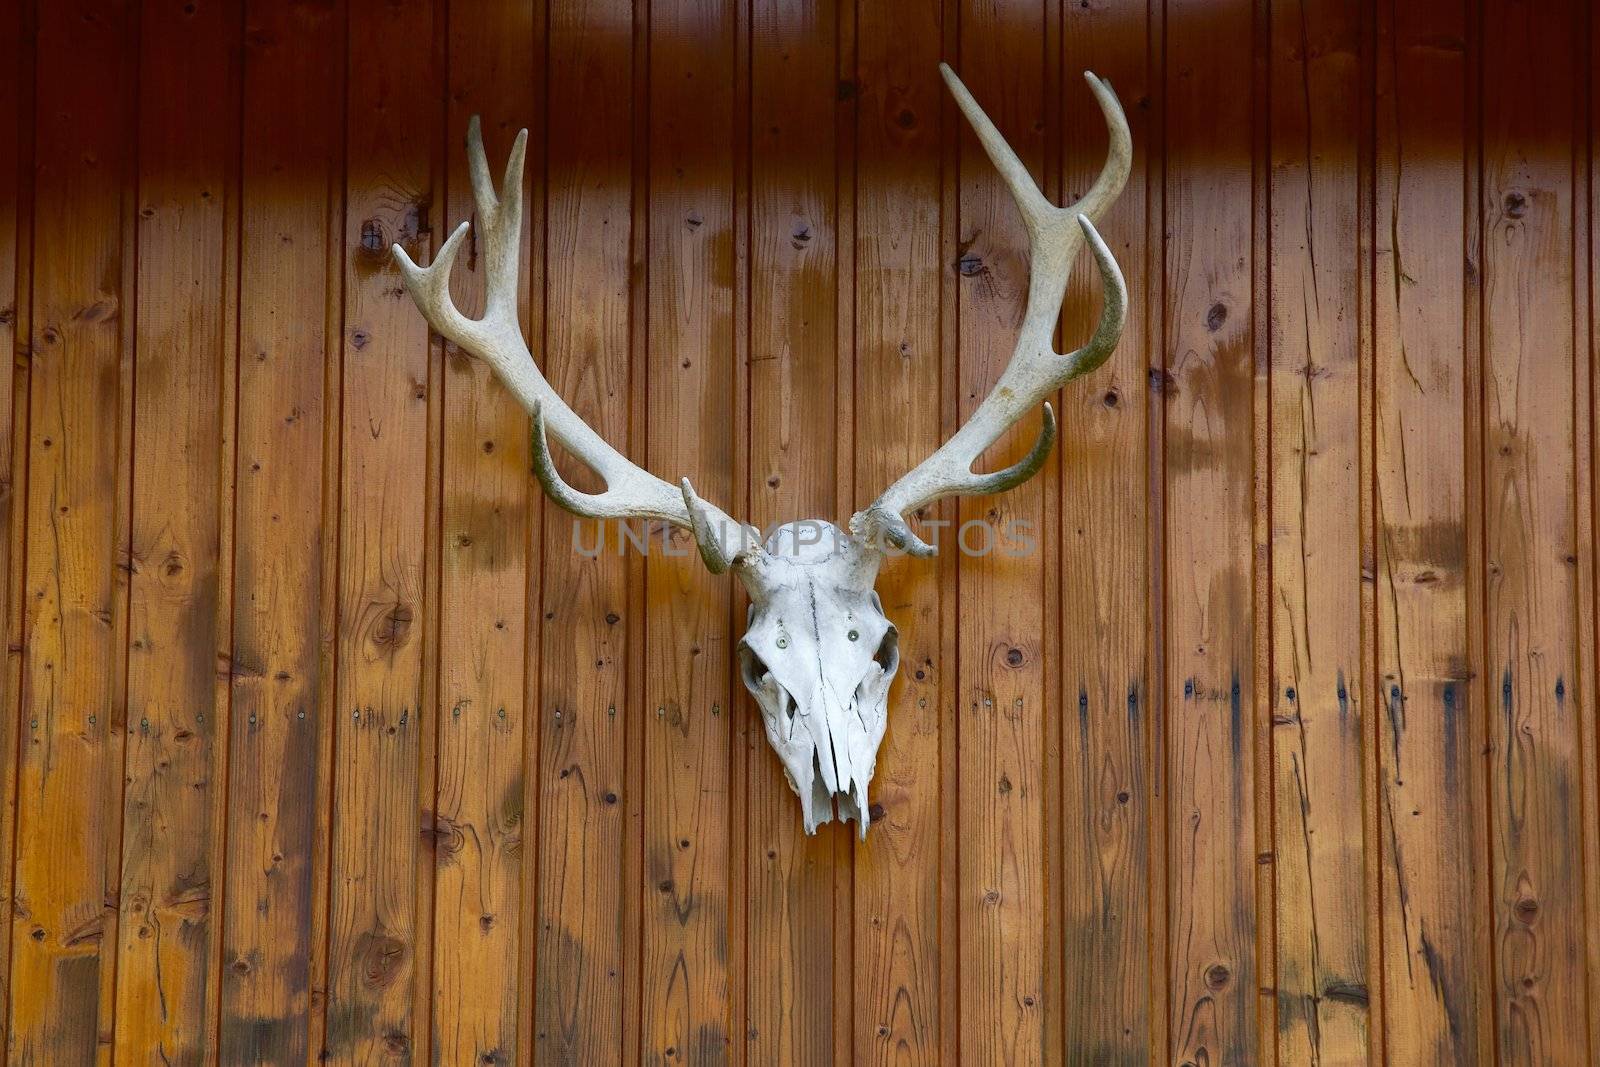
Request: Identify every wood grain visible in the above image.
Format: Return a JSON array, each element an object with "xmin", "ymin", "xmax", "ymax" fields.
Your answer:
[
  {"xmin": 114, "ymin": 2, "xmax": 237, "ymax": 1060},
  {"xmin": 1, "ymin": 5, "xmax": 1598, "ymax": 1061},
  {"xmin": 851, "ymin": 1, "xmax": 947, "ymax": 1061},
  {"xmin": 1481, "ymin": 0, "xmax": 1589, "ymax": 1060},
  {"xmin": 432, "ymin": 4, "xmax": 536, "ymax": 1063},
  {"xmin": 218, "ymin": 2, "xmax": 344, "ymax": 1062},
  {"xmin": 0, "ymin": 2, "xmax": 30, "ymax": 1058},
  {"xmin": 746, "ymin": 0, "xmax": 841, "ymax": 1060},
  {"xmin": 6, "ymin": 2, "xmax": 134, "ymax": 1062},
  {"xmin": 324, "ymin": 0, "xmax": 439, "ymax": 1061},
  {"xmin": 534, "ymin": 0, "xmax": 634, "ymax": 1060},
  {"xmin": 1266, "ymin": 0, "xmax": 1370, "ymax": 1062},
  {"xmin": 1059, "ymin": 0, "xmax": 1155, "ymax": 1060},
  {"xmin": 1163, "ymin": 0, "xmax": 1260, "ymax": 1060},
  {"xmin": 952, "ymin": 2, "xmax": 1054, "ymax": 1061},
  {"xmin": 1374, "ymin": 0, "xmax": 1493, "ymax": 1062},
  {"xmin": 641, "ymin": 1, "xmax": 738, "ymax": 1061}
]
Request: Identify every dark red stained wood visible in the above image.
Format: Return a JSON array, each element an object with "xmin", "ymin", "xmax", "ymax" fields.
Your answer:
[
  {"xmin": 952, "ymin": 1, "xmax": 1053, "ymax": 1061},
  {"xmin": 641, "ymin": 0, "xmax": 739, "ymax": 1060},
  {"xmin": 1266, "ymin": 0, "xmax": 1370, "ymax": 1061},
  {"xmin": 6, "ymin": 2, "xmax": 135, "ymax": 1062},
  {"xmin": 534, "ymin": 0, "xmax": 634, "ymax": 1060},
  {"xmin": 1163, "ymin": 0, "xmax": 1260, "ymax": 1060},
  {"xmin": 1058, "ymin": 0, "xmax": 1157, "ymax": 1060},
  {"xmin": 432, "ymin": 3, "xmax": 536, "ymax": 1063},
  {"xmin": 851, "ymin": 1, "xmax": 948, "ymax": 1062},
  {"xmin": 324, "ymin": 1, "xmax": 440, "ymax": 1062},
  {"xmin": 219, "ymin": 2, "xmax": 344, "ymax": 1062},
  {"xmin": 746, "ymin": 0, "xmax": 842, "ymax": 1061},
  {"xmin": 1480, "ymin": 0, "xmax": 1589, "ymax": 1061}
]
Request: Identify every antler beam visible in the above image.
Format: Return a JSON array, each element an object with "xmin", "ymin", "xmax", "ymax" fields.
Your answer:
[
  {"xmin": 393, "ymin": 118, "xmax": 757, "ymax": 573},
  {"xmin": 851, "ymin": 64, "xmax": 1131, "ymax": 555}
]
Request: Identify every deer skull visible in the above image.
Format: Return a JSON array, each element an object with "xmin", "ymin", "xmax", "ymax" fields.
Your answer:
[
  {"xmin": 394, "ymin": 64, "xmax": 1130, "ymax": 837},
  {"xmin": 736, "ymin": 523, "xmax": 896, "ymax": 833}
]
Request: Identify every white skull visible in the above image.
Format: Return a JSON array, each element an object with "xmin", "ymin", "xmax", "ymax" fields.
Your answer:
[{"xmin": 733, "ymin": 522, "xmax": 899, "ymax": 837}]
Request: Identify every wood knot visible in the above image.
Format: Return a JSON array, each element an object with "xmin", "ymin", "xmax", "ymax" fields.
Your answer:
[
  {"xmin": 1205, "ymin": 302, "xmax": 1228, "ymax": 332},
  {"xmin": 370, "ymin": 602, "xmax": 414, "ymax": 652},
  {"xmin": 355, "ymin": 931, "xmax": 407, "ymax": 990},
  {"xmin": 357, "ymin": 218, "xmax": 388, "ymax": 260},
  {"xmin": 1205, "ymin": 963, "xmax": 1231, "ymax": 990},
  {"xmin": 1503, "ymin": 191, "xmax": 1527, "ymax": 219}
]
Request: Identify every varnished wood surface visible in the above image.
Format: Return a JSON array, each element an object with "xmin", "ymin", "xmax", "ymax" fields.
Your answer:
[{"xmin": 2, "ymin": 1, "xmax": 1597, "ymax": 1063}]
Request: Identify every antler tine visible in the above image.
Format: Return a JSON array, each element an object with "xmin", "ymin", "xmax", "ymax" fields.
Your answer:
[
  {"xmin": 851, "ymin": 65, "xmax": 1130, "ymax": 556},
  {"xmin": 395, "ymin": 117, "xmax": 758, "ymax": 574}
]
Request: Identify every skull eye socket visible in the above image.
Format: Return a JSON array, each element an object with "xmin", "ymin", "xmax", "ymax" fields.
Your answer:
[{"xmin": 874, "ymin": 627, "xmax": 900, "ymax": 674}]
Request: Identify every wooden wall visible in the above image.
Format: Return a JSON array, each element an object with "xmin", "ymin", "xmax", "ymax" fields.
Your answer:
[{"xmin": 0, "ymin": 0, "xmax": 1596, "ymax": 1064}]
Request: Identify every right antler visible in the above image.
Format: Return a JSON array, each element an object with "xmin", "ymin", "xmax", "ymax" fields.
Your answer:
[
  {"xmin": 394, "ymin": 118, "xmax": 759, "ymax": 573},
  {"xmin": 851, "ymin": 64, "xmax": 1131, "ymax": 555}
]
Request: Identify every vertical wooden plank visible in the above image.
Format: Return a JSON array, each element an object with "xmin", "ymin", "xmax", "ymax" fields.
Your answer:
[
  {"xmin": 5, "ymin": 1, "xmax": 134, "ymax": 1061},
  {"xmin": 851, "ymin": 1, "xmax": 947, "ymax": 1061},
  {"xmin": 533, "ymin": 0, "xmax": 634, "ymax": 1059},
  {"xmin": 1373, "ymin": 0, "xmax": 1492, "ymax": 1060},
  {"xmin": 1058, "ymin": 0, "xmax": 1155, "ymax": 1060},
  {"xmin": 0, "ymin": 1, "xmax": 30, "ymax": 1059},
  {"xmin": 1164, "ymin": 0, "xmax": 1260, "ymax": 1060},
  {"xmin": 432, "ymin": 4, "xmax": 535, "ymax": 1063},
  {"xmin": 1481, "ymin": 0, "xmax": 1589, "ymax": 1060},
  {"xmin": 642, "ymin": 0, "xmax": 738, "ymax": 1061},
  {"xmin": 952, "ymin": 1, "xmax": 1051, "ymax": 1062},
  {"xmin": 325, "ymin": 0, "xmax": 439, "ymax": 1061},
  {"xmin": 1580, "ymin": 6, "xmax": 1593, "ymax": 1062},
  {"xmin": 745, "ymin": 0, "xmax": 840, "ymax": 1061},
  {"xmin": 1266, "ymin": 0, "xmax": 1370, "ymax": 1061},
  {"xmin": 113, "ymin": 2, "xmax": 236, "ymax": 1059},
  {"xmin": 219, "ymin": 2, "xmax": 344, "ymax": 1061}
]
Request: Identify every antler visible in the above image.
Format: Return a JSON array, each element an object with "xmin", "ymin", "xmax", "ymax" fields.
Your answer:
[
  {"xmin": 393, "ymin": 118, "xmax": 759, "ymax": 573},
  {"xmin": 851, "ymin": 64, "xmax": 1131, "ymax": 556}
]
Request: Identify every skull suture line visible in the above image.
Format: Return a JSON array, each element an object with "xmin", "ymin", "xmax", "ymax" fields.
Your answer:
[{"xmin": 395, "ymin": 65, "xmax": 1130, "ymax": 837}]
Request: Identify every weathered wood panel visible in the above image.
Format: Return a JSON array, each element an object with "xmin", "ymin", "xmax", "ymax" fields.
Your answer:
[
  {"xmin": 534, "ymin": 0, "xmax": 631, "ymax": 1061},
  {"xmin": 641, "ymin": 1, "xmax": 739, "ymax": 1061},
  {"xmin": 0, "ymin": 3, "xmax": 1596, "ymax": 1063},
  {"xmin": 0, "ymin": 1, "xmax": 29, "ymax": 1056},
  {"xmin": 1266, "ymin": 0, "xmax": 1369, "ymax": 1062},
  {"xmin": 324, "ymin": 1, "xmax": 439, "ymax": 1061},
  {"xmin": 7, "ymin": 3, "xmax": 134, "ymax": 1062},
  {"xmin": 1480, "ymin": 0, "xmax": 1589, "ymax": 1061},
  {"xmin": 747, "ymin": 0, "xmax": 842, "ymax": 1060},
  {"xmin": 953, "ymin": 2, "xmax": 1053, "ymax": 1060},
  {"xmin": 218, "ymin": 2, "xmax": 344, "ymax": 1061},
  {"xmin": 1058, "ymin": 0, "xmax": 1156, "ymax": 1061},
  {"xmin": 114, "ymin": 3, "xmax": 237, "ymax": 1060},
  {"xmin": 1163, "ymin": 0, "xmax": 1262, "ymax": 1061},
  {"xmin": 1374, "ymin": 1, "xmax": 1493, "ymax": 1063},
  {"xmin": 432, "ymin": 4, "xmax": 536, "ymax": 1063},
  {"xmin": 851, "ymin": 1, "xmax": 949, "ymax": 1062}
]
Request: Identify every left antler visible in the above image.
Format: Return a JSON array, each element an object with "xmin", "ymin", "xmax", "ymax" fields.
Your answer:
[
  {"xmin": 851, "ymin": 64, "xmax": 1131, "ymax": 555},
  {"xmin": 393, "ymin": 118, "xmax": 760, "ymax": 573}
]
